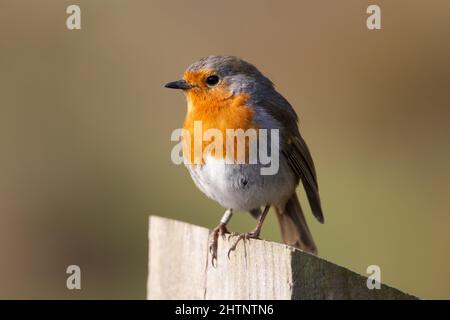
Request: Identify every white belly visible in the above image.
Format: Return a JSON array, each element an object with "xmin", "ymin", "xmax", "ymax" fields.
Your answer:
[{"xmin": 186, "ymin": 156, "xmax": 297, "ymax": 211}]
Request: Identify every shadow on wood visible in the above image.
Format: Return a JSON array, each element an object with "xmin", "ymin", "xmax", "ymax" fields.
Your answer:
[{"xmin": 147, "ymin": 215, "xmax": 417, "ymax": 300}]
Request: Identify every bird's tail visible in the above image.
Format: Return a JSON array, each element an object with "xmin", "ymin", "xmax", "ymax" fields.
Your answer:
[{"xmin": 275, "ymin": 193, "xmax": 317, "ymax": 255}]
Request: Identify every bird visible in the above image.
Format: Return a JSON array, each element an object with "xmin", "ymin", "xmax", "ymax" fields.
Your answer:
[{"xmin": 165, "ymin": 56, "xmax": 324, "ymax": 266}]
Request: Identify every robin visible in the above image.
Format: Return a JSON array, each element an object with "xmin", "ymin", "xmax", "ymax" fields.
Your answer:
[{"xmin": 165, "ymin": 56, "xmax": 324, "ymax": 265}]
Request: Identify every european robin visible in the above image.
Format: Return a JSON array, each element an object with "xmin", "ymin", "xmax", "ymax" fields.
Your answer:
[{"xmin": 165, "ymin": 56, "xmax": 324, "ymax": 265}]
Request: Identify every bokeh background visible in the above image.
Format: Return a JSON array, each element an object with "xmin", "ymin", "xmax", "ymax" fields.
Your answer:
[{"xmin": 1, "ymin": 0, "xmax": 449, "ymax": 299}]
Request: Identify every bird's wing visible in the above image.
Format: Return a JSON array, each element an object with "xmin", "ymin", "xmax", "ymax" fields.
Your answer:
[
  {"xmin": 258, "ymin": 95, "xmax": 324, "ymax": 223},
  {"xmin": 284, "ymin": 134, "xmax": 324, "ymax": 223}
]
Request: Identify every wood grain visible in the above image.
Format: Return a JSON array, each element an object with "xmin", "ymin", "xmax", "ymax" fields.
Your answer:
[{"xmin": 147, "ymin": 215, "xmax": 417, "ymax": 300}]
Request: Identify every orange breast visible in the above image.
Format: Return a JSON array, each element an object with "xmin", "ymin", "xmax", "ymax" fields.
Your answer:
[{"xmin": 182, "ymin": 88, "xmax": 256, "ymax": 164}]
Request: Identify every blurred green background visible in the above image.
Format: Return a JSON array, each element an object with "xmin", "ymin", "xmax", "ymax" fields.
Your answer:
[{"xmin": 1, "ymin": 0, "xmax": 449, "ymax": 299}]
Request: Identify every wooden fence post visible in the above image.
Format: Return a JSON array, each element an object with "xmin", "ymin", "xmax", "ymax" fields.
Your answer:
[{"xmin": 147, "ymin": 215, "xmax": 417, "ymax": 300}]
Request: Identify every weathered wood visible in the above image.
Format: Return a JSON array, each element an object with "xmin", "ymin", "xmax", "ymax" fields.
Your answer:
[{"xmin": 147, "ymin": 215, "xmax": 417, "ymax": 300}]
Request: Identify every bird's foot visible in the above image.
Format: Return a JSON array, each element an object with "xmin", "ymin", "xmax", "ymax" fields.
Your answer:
[
  {"xmin": 209, "ymin": 223, "xmax": 230, "ymax": 267},
  {"xmin": 227, "ymin": 231, "xmax": 261, "ymax": 258}
]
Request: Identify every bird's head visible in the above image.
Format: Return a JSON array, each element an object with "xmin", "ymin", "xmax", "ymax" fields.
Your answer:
[{"xmin": 165, "ymin": 56, "xmax": 273, "ymax": 110}]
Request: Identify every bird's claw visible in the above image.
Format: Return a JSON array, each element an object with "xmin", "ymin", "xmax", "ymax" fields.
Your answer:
[
  {"xmin": 208, "ymin": 224, "xmax": 229, "ymax": 268},
  {"xmin": 227, "ymin": 231, "xmax": 260, "ymax": 258}
]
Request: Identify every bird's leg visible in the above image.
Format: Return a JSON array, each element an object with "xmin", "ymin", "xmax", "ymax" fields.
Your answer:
[
  {"xmin": 209, "ymin": 209, "xmax": 233, "ymax": 267},
  {"xmin": 228, "ymin": 205, "xmax": 270, "ymax": 256}
]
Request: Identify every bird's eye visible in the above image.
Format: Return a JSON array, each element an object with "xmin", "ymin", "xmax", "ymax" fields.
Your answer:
[{"xmin": 205, "ymin": 75, "xmax": 220, "ymax": 86}]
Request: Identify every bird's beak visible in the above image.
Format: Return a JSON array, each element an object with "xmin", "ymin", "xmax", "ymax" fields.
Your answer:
[{"xmin": 164, "ymin": 79, "xmax": 193, "ymax": 90}]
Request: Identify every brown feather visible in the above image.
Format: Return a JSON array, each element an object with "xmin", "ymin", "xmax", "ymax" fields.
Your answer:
[
  {"xmin": 258, "ymin": 99, "xmax": 324, "ymax": 223},
  {"xmin": 275, "ymin": 193, "xmax": 317, "ymax": 254}
]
